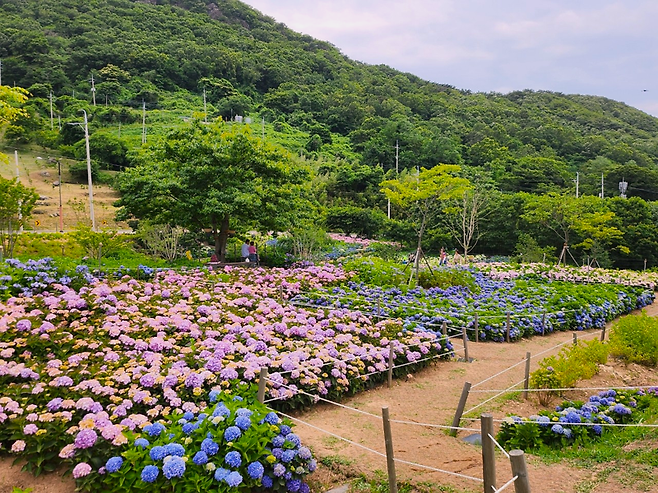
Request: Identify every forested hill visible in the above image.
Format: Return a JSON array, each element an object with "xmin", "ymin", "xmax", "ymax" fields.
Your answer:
[{"xmin": 3, "ymin": 0, "xmax": 658, "ymax": 198}]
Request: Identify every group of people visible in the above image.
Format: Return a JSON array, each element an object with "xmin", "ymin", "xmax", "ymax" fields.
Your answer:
[
  {"xmin": 241, "ymin": 240, "xmax": 259, "ymax": 263},
  {"xmin": 440, "ymin": 247, "xmax": 463, "ymax": 265}
]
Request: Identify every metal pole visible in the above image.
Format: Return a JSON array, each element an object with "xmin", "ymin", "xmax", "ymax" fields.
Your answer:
[
  {"xmin": 381, "ymin": 407, "xmax": 398, "ymax": 493},
  {"xmin": 82, "ymin": 110, "xmax": 95, "ymax": 230},
  {"xmin": 523, "ymin": 352, "xmax": 531, "ymax": 400},
  {"xmin": 257, "ymin": 368, "xmax": 268, "ymax": 404},
  {"xmin": 481, "ymin": 413, "xmax": 497, "ymax": 492},
  {"xmin": 450, "ymin": 381, "xmax": 471, "ymax": 436},
  {"xmin": 510, "ymin": 450, "xmax": 531, "ymax": 493},
  {"xmin": 15, "ymin": 151, "xmax": 22, "ymax": 232}
]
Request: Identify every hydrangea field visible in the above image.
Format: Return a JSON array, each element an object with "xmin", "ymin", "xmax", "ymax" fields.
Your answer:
[{"xmin": 0, "ymin": 257, "xmax": 654, "ymax": 491}]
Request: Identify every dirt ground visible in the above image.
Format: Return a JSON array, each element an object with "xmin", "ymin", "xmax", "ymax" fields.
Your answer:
[
  {"xmin": 1, "ymin": 305, "xmax": 657, "ymax": 493},
  {"xmin": 0, "ymin": 150, "xmax": 124, "ymax": 232}
]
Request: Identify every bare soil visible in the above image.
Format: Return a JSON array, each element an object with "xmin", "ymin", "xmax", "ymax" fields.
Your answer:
[
  {"xmin": 0, "ymin": 151, "xmax": 125, "ymax": 232},
  {"xmin": 1, "ymin": 305, "xmax": 657, "ymax": 493}
]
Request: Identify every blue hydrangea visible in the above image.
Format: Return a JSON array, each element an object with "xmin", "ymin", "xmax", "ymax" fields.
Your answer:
[
  {"xmin": 236, "ymin": 408, "xmax": 252, "ymax": 417},
  {"xmin": 214, "ymin": 467, "xmax": 230, "ymax": 481},
  {"xmin": 165, "ymin": 443, "xmax": 185, "ymax": 457},
  {"xmin": 225, "ymin": 471, "xmax": 243, "ymax": 487},
  {"xmin": 193, "ymin": 451, "xmax": 209, "ymax": 465},
  {"xmin": 182, "ymin": 422, "xmax": 197, "ymax": 435},
  {"xmin": 209, "ymin": 390, "xmax": 220, "ymax": 403},
  {"xmin": 247, "ymin": 461, "xmax": 265, "ymax": 480},
  {"xmin": 279, "ymin": 425, "xmax": 291, "ymax": 436},
  {"xmin": 134, "ymin": 438, "xmax": 150, "ymax": 449},
  {"xmin": 235, "ymin": 416, "xmax": 251, "ymax": 431},
  {"xmin": 281, "ymin": 450, "xmax": 297, "ymax": 463},
  {"xmin": 563, "ymin": 428, "xmax": 573, "ymax": 439},
  {"xmin": 272, "ymin": 435, "xmax": 285, "ymax": 447},
  {"xmin": 593, "ymin": 425, "xmax": 603, "ymax": 435},
  {"xmin": 297, "ymin": 446, "xmax": 312, "ymax": 460},
  {"xmin": 232, "ymin": 396, "xmax": 244, "ymax": 402},
  {"xmin": 264, "ymin": 412, "xmax": 279, "ymax": 425},
  {"xmin": 183, "ymin": 412, "xmax": 195, "ymax": 421},
  {"xmin": 201, "ymin": 438, "xmax": 219, "ymax": 456},
  {"xmin": 285, "ymin": 433, "xmax": 301, "ymax": 447},
  {"xmin": 308, "ymin": 459, "xmax": 317, "ymax": 472},
  {"xmin": 224, "ymin": 426, "xmax": 242, "ymax": 442},
  {"xmin": 536, "ymin": 416, "xmax": 551, "ymax": 427},
  {"xmin": 141, "ymin": 465, "xmax": 159, "ymax": 483},
  {"xmin": 287, "ymin": 479, "xmax": 302, "ymax": 492},
  {"xmin": 150, "ymin": 446, "xmax": 167, "ymax": 461},
  {"xmin": 551, "ymin": 424, "xmax": 564, "ymax": 435},
  {"xmin": 213, "ymin": 405, "xmax": 230, "ymax": 418},
  {"xmin": 162, "ymin": 456, "xmax": 186, "ymax": 479},
  {"xmin": 105, "ymin": 456, "xmax": 123, "ymax": 473},
  {"xmin": 225, "ymin": 451, "xmax": 242, "ymax": 468},
  {"xmin": 613, "ymin": 404, "xmax": 632, "ymax": 415},
  {"xmin": 565, "ymin": 412, "xmax": 581, "ymax": 424},
  {"xmin": 300, "ymin": 483, "xmax": 310, "ymax": 493},
  {"xmin": 198, "ymin": 413, "xmax": 208, "ymax": 421},
  {"xmin": 262, "ymin": 475, "xmax": 273, "ymax": 488},
  {"xmin": 144, "ymin": 422, "xmax": 165, "ymax": 437}
]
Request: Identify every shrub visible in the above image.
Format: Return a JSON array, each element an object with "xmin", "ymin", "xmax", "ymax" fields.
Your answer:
[
  {"xmin": 417, "ymin": 268, "xmax": 479, "ymax": 292},
  {"xmin": 609, "ymin": 311, "xmax": 658, "ymax": 366},
  {"xmin": 342, "ymin": 256, "xmax": 409, "ymax": 288}
]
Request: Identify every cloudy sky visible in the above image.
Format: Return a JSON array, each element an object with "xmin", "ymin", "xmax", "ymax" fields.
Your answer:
[{"xmin": 240, "ymin": 0, "xmax": 658, "ymax": 117}]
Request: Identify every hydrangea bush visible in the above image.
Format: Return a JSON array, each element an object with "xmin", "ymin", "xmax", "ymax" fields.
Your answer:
[{"xmin": 497, "ymin": 388, "xmax": 658, "ymax": 450}]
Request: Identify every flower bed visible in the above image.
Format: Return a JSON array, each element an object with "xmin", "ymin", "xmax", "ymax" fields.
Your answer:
[
  {"xmin": 497, "ymin": 388, "xmax": 658, "ymax": 450},
  {"xmin": 292, "ymin": 271, "xmax": 654, "ymax": 342}
]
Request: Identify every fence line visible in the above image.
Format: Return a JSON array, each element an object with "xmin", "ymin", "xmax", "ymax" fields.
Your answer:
[
  {"xmin": 494, "ymin": 419, "xmax": 658, "ymax": 428},
  {"xmin": 493, "ymin": 475, "xmax": 519, "ymax": 493},
  {"xmin": 274, "ymin": 408, "xmax": 484, "ymax": 484},
  {"xmin": 463, "ymin": 379, "xmax": 526, "ymax": 416},
  {"xmin": 471, "ymin": 384, "xmax": 658, "ymax": 394}
]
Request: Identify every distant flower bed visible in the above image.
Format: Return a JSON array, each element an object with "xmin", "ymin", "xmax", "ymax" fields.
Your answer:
[
  {"xmin": 497, "ymin": 388, "xmax": 658, "ymax": 450},
  {"xmin": 292, "ymin": 270, "xmax": 653, "ymax": 342}
]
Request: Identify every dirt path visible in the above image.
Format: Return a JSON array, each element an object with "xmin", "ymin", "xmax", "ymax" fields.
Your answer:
[
  {"xmin": 293, "ymin": 303, "xmax": 658, "ymax": 493},
  {"xmin": 1, "ymin": 305, "xmax": 657, "ymax": 493}
]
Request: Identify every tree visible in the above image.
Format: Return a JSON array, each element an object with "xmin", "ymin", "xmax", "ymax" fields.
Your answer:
[
  {"xmin": 116, "ymin": 121, "xmax": 311, "ymax": 261},
  {"xmin": 0, "ymin": 86, "xmax": 29, "ymax": 164},
  {"xmin": 443, "ymin": 186, "xmax": 490, "ymax": 257},
  {"xmin": 522, "ymin": 193, "xmax": 625, "ymax": 265},
  {"xmin": 0, "ymin": 176, "xmax": 39, "ymax": 258},
  {"xmin": 381, "ymin": 165, "xmax": 469, "ymax": 279}
]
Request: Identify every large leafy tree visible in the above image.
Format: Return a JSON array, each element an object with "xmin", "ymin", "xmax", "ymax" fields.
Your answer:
[
  {"xmin": 116, "ymin": 121, "xmax": 311, "ymax": 260},
  {"xmin": 0, "ymin": 176, "xmax": 39, "ymax": 257},
  {"xmin": 0, "ymin": 86, "xmax": 29, "ymax": 163}
]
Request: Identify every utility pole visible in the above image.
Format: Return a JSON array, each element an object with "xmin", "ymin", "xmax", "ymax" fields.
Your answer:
[
  {"xmin": 261, "ymin": 117, "xmax": 265, "ymax": 140},
  {"xmin": 90, "ymin": 74, "xmax": 96, "ymax": 106},
  {"xmin": 57, "ymin": 160, "xmax": 63, "ymax": 232},
  {"xmin": 82, "ymin": 110, "xmax": 95, "ymax": 230},
  {"xmin": 141, "ymin": 100, "xmax": 146, "ymax": 144},
  {"xmin": 15, "ymin": 151, "xmax": 23, "ymax": 232},
  {"xmin": 601, "ymin": 173, "xmax": 604, "ymax": 199},
  {"xmin": 0, "ymin": 59, "xmax": 3, "ymax": 86},
  {"xmin": 49, "ymin": 91, "xmax": 54, "ymax": 130}
]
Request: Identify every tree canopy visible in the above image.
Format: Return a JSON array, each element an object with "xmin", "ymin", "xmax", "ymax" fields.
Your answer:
[{"xmin": 116, "ymin": 121, "xmax": 311, "ymax": 260}]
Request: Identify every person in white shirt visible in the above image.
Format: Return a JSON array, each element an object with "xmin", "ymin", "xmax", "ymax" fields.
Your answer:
[{"xmin": 241, "ymin": 240, "xmax": 250, "ymax": 261}]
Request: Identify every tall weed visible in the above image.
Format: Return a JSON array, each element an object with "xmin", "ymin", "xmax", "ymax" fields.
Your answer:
[{"xmin": 609, "ymin": 312, "xmax": 658, "ymax": 366}]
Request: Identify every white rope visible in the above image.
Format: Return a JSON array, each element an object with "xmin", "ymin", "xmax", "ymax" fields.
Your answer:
[
  {"xmin": 389, "ymin": 418, "xmax": 479, "ymax": 432},
  {"xmin": 472, "ymin": 384, "xmax": 658, "ymax": 394},
  {"xmin": 493, "ymin": 476, "xmax": 518, "ymax": 493},
  {"xmin": 274, "ymin": 409, "xmax": 484, "ymax": 483},
  {"xmin": 488, "ymin": 433, "xmax": 510, "ymax": 459},
  {"xmin": 471, "ymin": 358, "xmax": 527, "ymax": 388},
  {"xmin": 495, "ymin": 419, "xmax": 658, "ymax": 428},
  {"xmin": 464, "ymin": 379, "xmax": 526, "ymax": 416}
]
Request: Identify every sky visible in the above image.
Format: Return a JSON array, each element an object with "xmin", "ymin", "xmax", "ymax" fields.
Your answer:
[{"xmin": 240, "ymin": 0, "xmax": 658, "ymax": 117}]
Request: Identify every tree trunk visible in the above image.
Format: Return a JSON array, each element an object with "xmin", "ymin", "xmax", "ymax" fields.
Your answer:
[
  {"xmin": 218, "ymin": 215, "xmax": 230, "ymax": 262},
  {"xmin": 211, "ymin": 215, "xmax": 220, "ymax": 261}
]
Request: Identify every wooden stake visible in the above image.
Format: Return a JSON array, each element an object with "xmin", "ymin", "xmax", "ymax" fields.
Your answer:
[
  {"xmin": 462, "ymin": 326, "xmax": 470, "ymax": 362},
  {"xmin": 481, "ymin": 413, "xmax": 497, "ymax": 492},
  {"xmin": 600, "ymin": 326, "xmax": 606, "ymax": 342},
  {"xmin": 382, "ymin": 407, "xmax": 398, "ymax": 493},
  {"xmin": 257, "ymin": 367, "xmax": 268, "ymax": 404},
  {"xmin": 573, "ymin": 333, "xmax": 578, "ymax": 345},
  {"xmin": 450, "ymin": 381, "xmax": 471, "ymax": 436},
  {"xmin": 387, "ymin": 344, "xmax": 394, "ymax": 388},
  {"xmin": 442, "ymin": 320, "xmax": 447, "ymax": 336},
  {"xmin": 510, "ymin": 449, "xmax": 531, "ymax": 493},
  {"xmin": 523, "ymin": 352, "xmax": 531, "ymax": 400}
]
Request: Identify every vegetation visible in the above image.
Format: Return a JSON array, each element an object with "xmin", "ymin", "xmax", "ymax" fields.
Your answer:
[{"xmin": 609, "ymin": 311, "xmax": 658, "ymax": 366}]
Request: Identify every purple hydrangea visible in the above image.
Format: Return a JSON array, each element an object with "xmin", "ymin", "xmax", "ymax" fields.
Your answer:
[
  {"xmin": 262, "ymin": 475, "xmax": 273, "ymax": 488},
  {"xmin": 287, "ymin": 479, "xmax": 302, "ymax": 492},
  {"xmin": 74, "ymin": 429, "xmax": 98, "ymax": 449}
]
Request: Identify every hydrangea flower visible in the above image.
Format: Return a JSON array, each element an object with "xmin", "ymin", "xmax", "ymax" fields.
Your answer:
[
  {"xmin": 247, "ymin": 461, "xmax": 264, "ymax": 479},
  {"xmin": 201, "ymin": 438, "xmax": 219, "ymax": 456},
  {"xmin": 141, "ymin": 465, "xmax": 159, "ymax": 483},
  {"xmin": 225, "ymin": 471, "xmax": 243, "ymax": 487},
  {"xmin": 225, "ymin": 451, "xmax": 242, "ymax": 468},
  {"xmin": 162, "ymin": 456, "xmax": 186, "ymax": 479},
  {"xmin": 74, "ymin": 429, "xmax": 98, "ymax": 449},
  {"xmin": 193, "ymin": 451, "xmax": 209, "ymax": 465},
  {"xmin": 105, "ymin": 456, "xmax": 123, "ymax": 473},
  {"xmin": 134, "ymin": 438, "xmax": 150, "ymax": 449},
  {"xmin": 72, "ymin": 462, "xmax": 92, "ymax": 478},
  {"xmin": 235, "ymin": 415, "xmax": 251, "ymax": 430},
  {"xmin": 164, "ymin": 443, "xmax": 185, "ymax": 457},
  {"xmin": 150, "ymin": 445, "xmax": 167, "ymax": 461},
  {"xmin": 264, "ymin": 412, "xmax": 280, "ymax": 425},
  {"xmin": 224, "ymin": 426, "xmax": 241, "ymax": 442},
  {"xmin": 214, "ymin": 467, "xmax": 230, "ymax": 481},
  {"xmin": 144, "ymin": 422, "xmax": 165, "ymax": 437}
]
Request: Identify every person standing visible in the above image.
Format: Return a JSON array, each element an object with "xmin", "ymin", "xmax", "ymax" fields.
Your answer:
[
  {"xmin": 241, "ymin": 240, "xmax": 250, "ymax": 261},
  {"xmin": 439, "ymin": 247, "xmax": 447, "ymax": 266},
  {"xmin": 248, "ymin": 241, "xmax": 258, "ymax": 263}
]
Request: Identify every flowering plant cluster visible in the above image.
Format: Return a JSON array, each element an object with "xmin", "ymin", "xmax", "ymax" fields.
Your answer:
[
  {"xmin": 294, "ymin": 270, "xmax": 653, "ymax": 342},
  {"xmin": 497, "ymin": 388, "xmax": 658, "ymax": 450},
  {"xmin": 71, "ymin": 386, "xmax": 316, "ymax": 492}
]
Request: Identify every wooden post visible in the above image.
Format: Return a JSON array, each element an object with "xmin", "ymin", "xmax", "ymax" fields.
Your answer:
[
  {"xmin": 381, "ymin": 407, "xmax": 398, "ymax": 493},
  {"xmin": 474, "ymin": 312, "xmax": 479, "ymax": 343},
  {"xmin": 506, "ymin": 311, "xmax": 511, "ymax": 343},
  {"xmin": 442, "ymin": 320, "xmax": 447, "ymax": 336},
  {"xmin": 573, "ymin": 333, "xmax": 578, "ymax": 345},
  {"xmin": 278, "ymin": 285, "xmax": 284, "ymax": 304},
  {"xmin": 450, "ymin": 381, "xmax": 471, "ymax": 436},
  {"xmin": 462, "ymin": 326, "xmax": 470, "ymax": 362},
  {"xmin": 509, "ymin": 449, "xmax": 531, "ymax": 493},
  {"xmin": 257, "ymin": 367, "xmax": 268, "ymax": 404},
  {"xmin": 481, "ymin": 413, "xmax": 497, "ymax": 493},
  {"xmin": 600, "ymin": 326, "xmax": 606, "ymax": 342},
  {"xmin": 541, "ymin": 312, "xmax": 546, "ymax": 336},
  {"xmin": 523, "ymin": 352, "xmax": 531, "ymax": 400},
  {"xmin": 387, "ymin": 344, "xmax": 394, "ymax": 388}
]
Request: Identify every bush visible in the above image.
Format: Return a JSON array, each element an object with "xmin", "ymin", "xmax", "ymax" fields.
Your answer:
[
  {"xmin": 609, "ymin": 311, "xmax": 658, "ymax": 366},
  {"xmin": 342, "ymin": 256, "xmax": 409, "ymax": 288},
  {"xmin": 417, "ymin": 268, "xmax": 479, "ymax": 292},
  {"xmin": 324, "ymin": 206, "xmax": 386, "ymax": 238}
]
